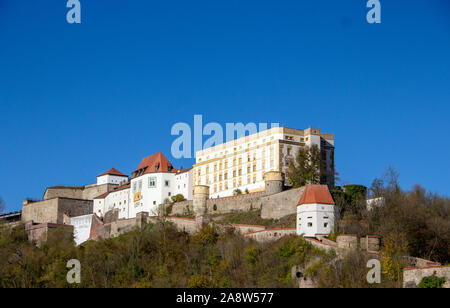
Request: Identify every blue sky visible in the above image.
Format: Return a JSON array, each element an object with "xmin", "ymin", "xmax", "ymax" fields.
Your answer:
[{"xmin": 0, "ymin": 0, "xmax": 449, "ymax": 212}]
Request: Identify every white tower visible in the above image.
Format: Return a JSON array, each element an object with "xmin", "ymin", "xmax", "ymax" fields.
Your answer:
[
  {"xmin": 297, "ymin": 184, "xmax": 337, "ymax": 238},
  {"xmin": 97, "ymin": 168, "xmax": 128, "ymax": 185}
]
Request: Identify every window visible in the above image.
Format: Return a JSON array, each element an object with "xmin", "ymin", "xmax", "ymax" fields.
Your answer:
[
  {"xmin": 165, "ymin": 180, "xmax": 170, "ymax": 187},
  {"xmin": 153, "ymin": 201, "xmax": 156, "ymax": 205},
  {"xmin": 324, "ymin": 223, "xmax": 328, "ymax": 228},
  {"xmin": 148, "ymin": 177, "xmax": 157, "ymax": 188},
  {"xmin": 307, "ymin": 222, "xmax": 313, "ymax": 227},
  {"xmin": 168, "ymin": 192, "xmax": 171, "ymax": 196},
  {"xmin": 138, "ymin": 180, "xmax": 142, "ymax": 191}
]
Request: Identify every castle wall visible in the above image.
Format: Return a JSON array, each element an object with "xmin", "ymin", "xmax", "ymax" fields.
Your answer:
[
  {"xmin": 25, "ymin": 222, "xmax": 74, "ymax": 247},
  {"xmin": 261, "ymin": 187, "xmax": 304, "ymax": 219},
  {"xmin": 71, "ymin": 214, "xmax": 93, "ymax": 246},
  {"xmin": 245, "ymin": 228, "xmax": 297, "ymax": 242},
  {"xmin": 22, "ymin": 198, "xmax": 93, "ymax": 225},
  {"xmin": 206, "ymin": 192, "xmax": 265, "ymax": 214},
  {"xmin": 22, "ymin": 199, "xmax": 59, "ymax": 224},
  {"xmin": 403, "ymin": 266, "xmax": 450, "ymax": 288},
  {"xmin": 43, "ymin": 183, "xmax": 117, "ymax": 201}
]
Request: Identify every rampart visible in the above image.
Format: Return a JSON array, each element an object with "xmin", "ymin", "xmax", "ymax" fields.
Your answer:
[{"xmin": 43, "ymin": 183, "xmax": 118, "ymax": 201}]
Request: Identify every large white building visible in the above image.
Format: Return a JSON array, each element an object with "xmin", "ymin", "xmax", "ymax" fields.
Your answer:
[
  {"xmin": 193, "ymin": 126, "xmax": 335, "ymax": 198},
  {"xmin": 296, "ymin": 184, "xmax": 338, "ymax": 237},
  {"xmin": 93, "ymin": 153, "xmax": 193, "ymax": 219}
]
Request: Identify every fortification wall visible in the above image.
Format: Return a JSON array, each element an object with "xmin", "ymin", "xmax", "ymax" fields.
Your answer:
[
  {"xmin": 206, "ymin": 192, "xmax": 264, "ymax": 214},
  {"xmin": 403, "ymin": 266, "xmax": 450, "ymax": 288},
  {"xmin": 71, "ymin": 214, "xmax": 93, "ymax": 246},
  {"xmin": 261, "ymin": 187, "xmax": 304, "ymax": 219},
  {"xmin": 22, "ymin": 199, "xmax": 59, "ymax": 224},
  {"xmin": 43, "ymin": 183, "xmax": 117, "ymax": 201},
  {"xmin": 245, "ymin": 228, "xmax": 297, "ymax": 242},
  {"xmin": 22, "ymin": 198, "xmax": 93, "ymax": 225},
  {"xmin": 337, "ymin": 234, "xmax": 359, "ymax": 250},
  {"xmin": 25, "ymin": 222, "xmax": 73, "ymax": 247},
  {"xmin": 168, "ymin": 192, "xmax": 266, "ymax": 216}
]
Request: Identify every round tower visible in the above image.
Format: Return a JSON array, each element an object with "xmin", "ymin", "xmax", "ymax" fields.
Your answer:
[
  {"xmin": 193, "ymin": 185, "xmax": 209, "ymax": 216},
  {"xmin": 264, "ymin": 171, "xmax": 283, "ymax": 195}
]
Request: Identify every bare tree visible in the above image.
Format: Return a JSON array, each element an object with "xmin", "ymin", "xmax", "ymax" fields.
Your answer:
[{"xmin": 0, "ymin": 197, "xmax": 4, "ymax": 214}]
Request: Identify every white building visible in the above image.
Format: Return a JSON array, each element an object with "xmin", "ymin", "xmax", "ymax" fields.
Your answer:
[
  {"xmin": 297, "ymin": 184, "xmax": 338, "ymax": 238},
  {"xmin": 193, "ymin": 126, "xmax": 335, "ymax": 198},
  {"xmin": 96, "ymin": 168, "xmax": 128, "ymax": 185},
  {"xmin": 93, "ymin": 153, "xmax": 193, "ymax": 220},
  {"xmin": 130, "ymin": 152, "xmax": 193, "ymax": 217}
]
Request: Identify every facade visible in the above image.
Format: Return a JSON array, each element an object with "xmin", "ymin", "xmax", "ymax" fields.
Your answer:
[
  {"xmin": 297, "ymin": 184, "xmax": 338, "ymax": 237},
  {"xmin": 93, "ymin": 153, "xmax": 194, "ymax": 219},
  {"xmin": 96, "ymin": 168, "xmax": 129, "ymax": 186},
  {"xmin": 193, "ymin": 126, "xmax": 335, "ymax": 198},
  {"xmin": 93, "ymin": 183, "xmax": 131, "ymax": 219}
]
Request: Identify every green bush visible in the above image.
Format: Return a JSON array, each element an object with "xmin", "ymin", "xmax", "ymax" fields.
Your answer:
[{"xmin": 418, "ymin": 274, "xmax": 446, "ymax": 288}]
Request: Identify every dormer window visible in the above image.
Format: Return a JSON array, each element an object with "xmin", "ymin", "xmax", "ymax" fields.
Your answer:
[
  {"xmin": 155, "ymin": 164, "xmax": 160, "ymax": 172},
  {"xmin": 168, "ymin": 165, "xmax": 173, "ymax": 172}
]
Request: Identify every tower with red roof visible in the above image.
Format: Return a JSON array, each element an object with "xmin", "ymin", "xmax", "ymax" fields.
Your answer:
[
  {"xmin": 296, "ymin": 184, "xmax": 338, "ymax": 238},
  {"xmin": 96, "ymin": 168, "xmax": 129, "ymax": 186}
]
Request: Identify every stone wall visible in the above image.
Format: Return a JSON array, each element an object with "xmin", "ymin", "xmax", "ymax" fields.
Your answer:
[
  {"xmin": 168, "ymin": 192, "xmax": 266, "ymax": 216},
  {"xmin": 22, "ymin": 198, "xmax": 93, "ymax": 224},
  {"xmin": 245, "ymin": 228, "xmax": 297, "ymax": 242},
  {"xmin": 43, "ymin": 183, "xmax": 117, "ymax": 201},
  {"xmin": 206, "ymin": 192, "xmax": 265, "ymax": 214},
  {"xmin": 360, "ymin": 235, "xmax": 381, "ymax": 252},
  {"xmin": 337, "ymin": 234, "xmax": 359, "ymax": 250},
  {"xmin": 70, "ymin": 214, "xmax": 93, "ymax": 246},
  {"xmin": 261, "ymin": 187, "xmax": 304, "ymax": 219},
  {"xmin": 403, "ymin": 266, "xmax": 450, "ymax": 288},
  {"xmin": 22, "ymin": 198, "xmax": 59, "ymax": 224},
  {"xmin": 25, "ymin": 222, "xmax": 74, "ymax": 247}
]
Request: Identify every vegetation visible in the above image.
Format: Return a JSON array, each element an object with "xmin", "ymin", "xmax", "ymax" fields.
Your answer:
[
  {"xmin": 418, "ymin": 274, "xmax": 446, "ymax": 288},
  {"xmin": 333, "ymin": 167, "xmax": 450, "ymax": 265},
  {"xmin": 288, "ymin": 145, "xmax": 323, "ymax": 187},
  {"xmin": 233, "ymin": 189, "xmax": 242, "ymax": 196},
  {"xmin": 213, "ymin": 210, "xmax": 297, "ymax": 230},
  {"xmin": 0, "ymin": 197, "xmax": 4, "ymax": 214},
  {"xmin": 171, "ymin": 194, "xmax": 185, "ymax": 203},
  {"xmin": 0, "ymin": 222, "xmax": 331, "ymax": 288}
]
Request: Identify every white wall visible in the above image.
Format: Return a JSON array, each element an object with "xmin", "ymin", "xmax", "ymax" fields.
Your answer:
[
  {"xmin": 71, "ymin": 214, "xmax": 93, "ymax": 246},
  {"xmin": 97, "ymin": 174, "xmax": 128, "ymax": 185},
  {"xmin": 297, "ymin": 203, "xmax": 337, "ymax": 237},
  {"xmin": 93, "ymin": 199, "xmax": 105, "ymax": 217},
  {"xmin": 174, "ymin": 169, "xmax": 193, "ymax": 200}
]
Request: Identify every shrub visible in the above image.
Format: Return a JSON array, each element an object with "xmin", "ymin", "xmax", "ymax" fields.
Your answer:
[{"xmin": 418, "ymin": 274, "xmax": 446, "ymax": 288}]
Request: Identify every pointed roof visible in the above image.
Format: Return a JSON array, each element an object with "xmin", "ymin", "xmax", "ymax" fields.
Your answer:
[
  {"xmin": 132, "ymin": 152, "xmax": 178, "ymax": 178},
  {"xmin": 297, "ymin": 184, "xmax": 335, "ymax": 206},
  {"xmin": 97, "ymin": 168, "xmax": 128, "ymax": 178}
]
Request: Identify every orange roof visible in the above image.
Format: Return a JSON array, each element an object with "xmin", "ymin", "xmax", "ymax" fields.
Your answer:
[
  {"xmin": 297, "ymin": 184, "xmax": 335, "ymax": 206},
  {"xmin": 132, "ymin": 152, "xmax": 179, "ymax": 179},
  {"xmin": 97, "ymin": 168, "xmax": 127, "ymax": 178}
]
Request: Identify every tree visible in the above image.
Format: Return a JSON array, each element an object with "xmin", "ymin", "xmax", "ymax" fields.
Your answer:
[
  {"xmin": 171, "ymin": 194, "xmax": 185, "ymax": 203},
  {"xmin": 233, "ymin": 189, "xmax": 242, "ymax": 196},
  {"xmin": 288, "ymin": 145, "xmax": 323, "ymax": 188},
  {"xmin": 0, "ymin": 197, "xmax": 4, "ymax": 214}
]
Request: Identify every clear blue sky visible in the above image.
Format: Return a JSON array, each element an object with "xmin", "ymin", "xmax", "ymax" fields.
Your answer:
[{"xmin": 1, "ymin": 1, "xmax": 449, "ymax": 212}]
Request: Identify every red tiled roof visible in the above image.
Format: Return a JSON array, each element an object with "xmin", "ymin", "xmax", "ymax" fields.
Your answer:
[
  {"xmin": 93, "ymin": 182, "xmax": 130, "ymax": 200},
  {"xmin": 94, "ymin": 192, "xmax": 110, "ymax": 200},
  {"xmin": 297, "ymin": 184, "xmax": 335, "ymax": 206},
  {"xmin": 132, "ymin": 152, "xmax": 179, "ymax": 178},
  {"xmin": 97, "ymin": 168, "xmax": 127, "ymax": 178}
]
